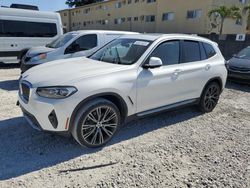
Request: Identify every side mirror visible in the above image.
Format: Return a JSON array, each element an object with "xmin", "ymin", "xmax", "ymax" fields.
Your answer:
[{"xmin": 143, "ymin": 57, "xmax": 163, "ymax": 69}]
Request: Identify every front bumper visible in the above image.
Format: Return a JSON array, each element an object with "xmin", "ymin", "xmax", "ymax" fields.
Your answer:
[
  {"xmin": 18, "ymin": 87, "xmax": 75, "ymax": 133},
  {"xmin": 228, "ymin": 70, "xmax": 250, "ymax": 84}
]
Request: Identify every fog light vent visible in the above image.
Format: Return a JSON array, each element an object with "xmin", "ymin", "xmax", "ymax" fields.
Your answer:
[{"xmin": 48, "ymin": 110, "xmax": 58, "ymax": 129}]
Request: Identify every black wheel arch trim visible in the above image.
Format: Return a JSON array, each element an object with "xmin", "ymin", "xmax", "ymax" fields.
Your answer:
[
  {"xmin": 201, "ymin": 77, "xmax": 223, "ymax": 98},
  {"xmin": 68, "ymin": 92, "xmax": 128, "ymax": 133}
]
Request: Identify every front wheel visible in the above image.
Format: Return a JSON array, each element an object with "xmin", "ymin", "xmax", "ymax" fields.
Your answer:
[
  {"xmin": 198, "ymin": 82, "xmax": 221, "ymax": 113},
  {"xmin": 72, "ymin": 98, "xmax": 121, "ymax": 148}
]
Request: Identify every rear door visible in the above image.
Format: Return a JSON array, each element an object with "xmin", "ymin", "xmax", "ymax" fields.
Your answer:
[{"xmin": 176, "ymin": 40, "xmax": 211, "ymax": 100}]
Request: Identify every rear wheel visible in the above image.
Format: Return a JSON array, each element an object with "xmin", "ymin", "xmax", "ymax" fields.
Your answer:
[
  {"xmin": 199, "ymin": 82, "xmax": 221, "ymax": 113},
  {"xmin": 72, "ymin": 98, "xmax": 121, "ymax": 148}
]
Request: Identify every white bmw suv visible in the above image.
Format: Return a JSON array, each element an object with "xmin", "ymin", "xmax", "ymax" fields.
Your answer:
[{"xmin": 18, "ymin": 34, "xmax": 227, "ymax": 147}]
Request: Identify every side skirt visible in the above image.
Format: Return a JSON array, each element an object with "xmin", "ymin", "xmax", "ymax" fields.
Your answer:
[{"xmin": 125, "ymin": 98, "xmax": 199, "ymax": 123}]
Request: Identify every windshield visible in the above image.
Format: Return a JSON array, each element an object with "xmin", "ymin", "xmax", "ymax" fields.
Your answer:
[
  {"xmin": 90, "ymin": 38, "xmax": 152, "ymax": 65},
  {"xmin": 236, "ymin": 47, "xmax": 250, "ymax": 59},
  {"xmin": 46, "ymin": 33, "xmax": 77, "ymax": 48}
]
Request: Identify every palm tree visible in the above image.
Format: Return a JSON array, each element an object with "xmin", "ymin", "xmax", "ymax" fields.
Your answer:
[
  {"xmin": 243, "ymin": 4, "xmax": 250, "ymax": 31},
  {"xmin": 208, "ymin": 6, "xmax": 242, "ymax": 34}
]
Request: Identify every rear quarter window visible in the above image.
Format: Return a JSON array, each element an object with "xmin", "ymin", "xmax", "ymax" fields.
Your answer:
[
  {"xmin": 183, "ymin": 40, "xmax": 201, "ymax": 63},
  {"xmin": 203, "ymin": 42, "xmax": 216, "ymax": 58}
]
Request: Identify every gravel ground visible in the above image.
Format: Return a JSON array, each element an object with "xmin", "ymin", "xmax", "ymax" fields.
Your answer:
[{"xmin": 0, "ymin": 65, "xmax": 249, "ymax": 188}]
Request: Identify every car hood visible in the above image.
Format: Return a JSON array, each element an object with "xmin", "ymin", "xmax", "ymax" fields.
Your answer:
[
  {"xmin": 26, "ymin": 46, "xmax": 55, "ymax": 57},
  {"xmin": 228, "ymin": 57, "xmax": 250, "ymax": 69},
  {"xmin": 22, "ymin": 57, "xmax": 129, "ymax": 87}
]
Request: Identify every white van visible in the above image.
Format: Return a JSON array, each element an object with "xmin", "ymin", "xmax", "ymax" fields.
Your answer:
[
  {"xmin": 0, "ymin": 7, "xmax": 63, "ymax": 64},
  {"xmin": 20, "ymin": 30, "xmax": 138, "ymax": 72}
]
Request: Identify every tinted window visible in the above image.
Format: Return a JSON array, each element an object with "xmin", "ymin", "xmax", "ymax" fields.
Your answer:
[
  {"xmin": 203, "ymin": 43, "xmax": 216, "ymax": 58},
  {"xmin": 200, "ymin": 42, "xmax": 207, "ymax": 60},
  {"xmin": 0, "ymin": 20, "xmax": 57, "ymax": 37},
  {"xmin": 183, "ymin": 41, "xmax": 201, "ymax": 62},
  {"xmin": 150, "ymin": 41, "xmax": 180, "ymax": 65},
  {"xmin": 74, "ymin": 34, "xmax": 97, "ymax": 51}
]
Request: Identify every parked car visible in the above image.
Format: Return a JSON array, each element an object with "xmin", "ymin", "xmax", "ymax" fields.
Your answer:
[
  {"xmin": 227, "ymin": 46, "xmax": 250, "ymax": 83},
  {"xmin": 20, "ymin": 30, "xmax": 137, "ymax": 73},
  {"xmin": 0, "ymin": 6, "xmax": 63, "ymax": 64},
  {"xmin": 18, "ymin": 34, "xmax": 227, "ymax": 147}
]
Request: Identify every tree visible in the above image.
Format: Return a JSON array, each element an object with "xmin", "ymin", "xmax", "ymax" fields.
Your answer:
[
  {"xmin": 208, "ymin": 6, "xmax": 242, "ymax": 34},
  {"xmin": 243, "ymin": 4, "xmax": 250, "ymax": 30},
  {"xmin": 66, "ymin": 0, "xmax": 102, "ymax": 7}
]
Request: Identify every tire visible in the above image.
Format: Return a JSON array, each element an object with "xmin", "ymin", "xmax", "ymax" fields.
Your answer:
[
  {"xmin": 198, "ymin": 82, "xmax": 221, "ymax": 113},
  {"xmin": 72, "ymin": 98, "xmax": 121, "ymax": 148}
]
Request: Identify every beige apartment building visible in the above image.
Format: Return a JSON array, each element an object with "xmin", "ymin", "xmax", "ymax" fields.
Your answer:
[{"xmin": 59, "ymin": 0, "xmax": 250, "ymax": 34}]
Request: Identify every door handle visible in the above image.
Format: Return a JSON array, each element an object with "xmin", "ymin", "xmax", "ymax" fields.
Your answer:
[
  {"xmin": 205, "ymin": 64, "xmax": 211, "ymax": 71},
  {"xmin": 173, "ymin": 69, "xmax": 182, "ymax": 75},
  {"xmin": 172, "ymin": 69, "xmax": 183, "ymax": 78}
]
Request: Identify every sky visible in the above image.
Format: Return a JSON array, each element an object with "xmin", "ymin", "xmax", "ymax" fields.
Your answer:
[{"xmin": 0, "ymin": 0, "xmax": 68, "ymax": 11}]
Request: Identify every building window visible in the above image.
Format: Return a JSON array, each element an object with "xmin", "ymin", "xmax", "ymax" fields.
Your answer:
[
  {"xmin": 64, "ymin": 12, "xmax": 67, "ymax": 16},
  {"xmin": 162, "ymin": 12, "xmax": 174, "ymax": 21},
  {"xmin": 135, "ymin": 0, "xmax": 139, "ymax": 3},
  {"xmin": 128, "ymin": 0, "xmax": 132, "ymax": 4},
  {"xmin": 114, "ymin": 18, "xmax": 121, "ymax": 24},
  {"xmin": 127, "ymin": 17, "xmax": 132, "ymax": 21},
  {"xmin": 236, "ymin": 18, "xmax": 243, "ymax": 25},
  {"xmin": 239, "ymin": 0, "xmax": 246, "ymax": 4},
  {"xmin": 115, "ymin": 2, "xmax": 122, "ymax": 8},
  {"xmin": 103, "ymin": 20, "xmax": 109, "ymax": 25},
  {"xmin": 84, "ymin": 8, "xmax": 90, "ymax": 14},
  {"xmin": 103, "ymin": 5, "xmax": 108, "ymax": 10},
  {"xmin": 147, "ymin": 0, "xmax": 156, "ymax": 3},
  {"xmin": 145, "ymin": 15, "xmax": 155, "ymax": 22},
  {"xmin": 115, "ymin": 18, "xmax": 125, "ymax": 24},
  {"xmin": 134, "ymin": 17, "xmax": 138, "ymax": 21},
  {"xmin": 187, "ymin": 9, "xmax": 202, "ymax": 19}
]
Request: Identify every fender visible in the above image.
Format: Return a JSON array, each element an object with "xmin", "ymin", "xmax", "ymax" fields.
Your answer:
[{"xmin": 68, "ymin": 92, "xmax": 128, "ymax": 132}]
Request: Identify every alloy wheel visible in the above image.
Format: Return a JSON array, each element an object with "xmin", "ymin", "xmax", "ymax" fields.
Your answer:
[
  {"xmin": 204, "ymin": 84, "xmax": 220, "ymax": 111},
  {"xmin": 81, "ymin": 106, "xmax": 118, "ymax": 146}
]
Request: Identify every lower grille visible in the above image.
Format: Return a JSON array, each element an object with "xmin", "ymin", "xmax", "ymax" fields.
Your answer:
[
  {"xmin": 21, "ymin": 82, "xmax": 30, "ymax": 102},
  {"xmin": 20, "ymin": 105, "xmax": 42, "ymax": 131},
  {"xmin": 229, "ymin": 66, "xmax": 250, "ymax": 73}
]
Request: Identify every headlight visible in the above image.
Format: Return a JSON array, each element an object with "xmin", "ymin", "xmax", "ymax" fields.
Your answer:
[
  {"xmin": 36, "ymin": 86, "xmax": 77, "ymax": 99},
  {"xmin": 31, "ymin": 53, "xmax": 47, "ymax": 62}
]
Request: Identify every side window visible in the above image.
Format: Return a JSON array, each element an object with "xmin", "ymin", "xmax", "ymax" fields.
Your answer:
[
  {"xmin": 183, "ymin": 40, "xmax": 201, "ymax": 63},
  {"xmin": 149, "ymin": 40, "xmax": 180, "ymax": 66},
  {"xmin": 75, "ymin": 34, "xmax": 97, "ymax": 51},
  {"xmin": 0, "ymin": 20, "xmax": 2, "ymax": 34},
  {"xmin": 66, "ymin": 34, "xmax": 97, "ymax": 54},
  {"xmin": 203, "ymin": 42, "xmax": 216, "ymax": 58},
  {"xmin": 0, "ymin": 19, "xmax": 57, "ymax": 37},
  {"xmin": 199, "ymin": 42, "xmax": 207, "ymax": 60}
]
